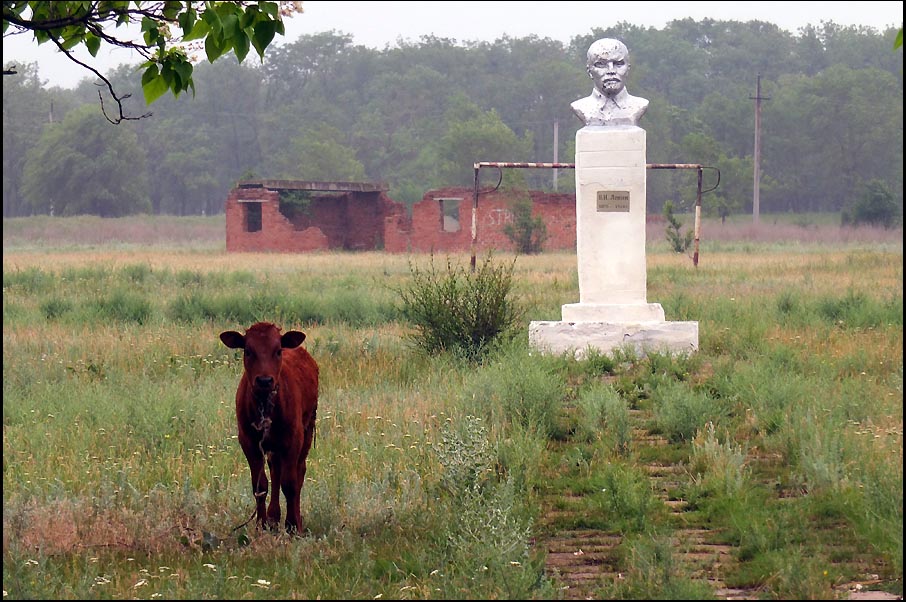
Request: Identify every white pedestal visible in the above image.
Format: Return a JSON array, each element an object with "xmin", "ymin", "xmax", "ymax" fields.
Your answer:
[
  {"xmin": 529, "ymin": 125, "xmax": 698, "ymax": 358},
  {"xmin": 574, "ymin": 126, "xmax": 648, "ymax": 305}
]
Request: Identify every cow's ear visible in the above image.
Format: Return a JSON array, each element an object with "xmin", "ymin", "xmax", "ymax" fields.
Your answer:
[
  {"xmin": 282, "ymin": 331, "xmax": 306, "ymax": 349},
  {"xmin": 220, "ymin": 331, "xmax": 246, "ymax": 349}
]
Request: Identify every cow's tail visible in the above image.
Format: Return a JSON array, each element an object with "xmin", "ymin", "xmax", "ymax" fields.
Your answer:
[{"xmin": 309, "ymin": 407, "xmax": 317, "ymax": 449}]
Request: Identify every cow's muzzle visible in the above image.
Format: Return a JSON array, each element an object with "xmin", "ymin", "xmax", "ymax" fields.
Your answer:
[{"xmin": 252, "ymin": 378, "xmax": 278, "ymax": 413}]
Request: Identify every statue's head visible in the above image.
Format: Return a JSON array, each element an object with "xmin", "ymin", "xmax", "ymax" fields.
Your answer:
[{"xmin": 586, "ymin": 38, "xmax": 631, "ymax": 97}]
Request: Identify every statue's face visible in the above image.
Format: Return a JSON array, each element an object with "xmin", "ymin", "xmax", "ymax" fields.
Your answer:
[{"xmin": 587, "ymin": 45, "xmax": 629, "ymax": 96}]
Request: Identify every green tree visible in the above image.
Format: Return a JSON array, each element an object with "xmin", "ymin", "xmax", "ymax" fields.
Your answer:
[
  {"xmin": 764, "ymin": 66, "xmax": 902, "ymax": 212},
  {"xmin": 3, "ymin": 17, "xmax": 902, "ymax": 217},
  {"xmin": 503, "ymin": 196, "xmax": 548, "ymax": 254},
  {"xmin": 437, "ymin": 96, "xmax": 533, "ymax": 187},
  {"xmin": 22, "ymin": 105, "xmax": 150, "ymax": 215},
  {"xmin": 281, "ymin": 124, "xmax": 366, "ymax": 181},
  {"xmin": 841, "ymin": 179, "xmax": 902, "ymax": 228},
  {"xmin": 152, "ymin": 128, "xmax": 221, "ymax": 215},
  {"xmin": 132, "ymin": 57, "xmax": 267, "ymax": 213},
  {"xmin": 662, "ymin": 200, "xmax": 693, "ymax": 253},
  {"xmin": 1, "ymin": 61, "xmax": 72, "ymax": 216},
  {"xmin": 678, "ymin": 131, "xmax": 750, "ymax": 221},
  {"xmin": 2, "ymin": 1, "xmax": 298, "ymax": 123}
]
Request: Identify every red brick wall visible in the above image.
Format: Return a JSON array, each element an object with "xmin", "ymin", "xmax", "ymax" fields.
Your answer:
[
  {"xmin": 386, "ymin": 187, "xmax": 577, "ymax": 253},
  {"xmin": 225, "ymin": 185, "xmax": 581, "ymax": 253},
  {"xmin": 225, "ymin": 187, "xmax": 328, "ymax": 252},
  {"xmin": 287, "ymin": 193, "xmax": 390, "ymax": 250}
]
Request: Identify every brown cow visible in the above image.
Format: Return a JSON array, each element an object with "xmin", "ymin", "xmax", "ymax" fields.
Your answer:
[{"xmin": 219, "ymin": 322, "xmax": 318, "ymax": 534}]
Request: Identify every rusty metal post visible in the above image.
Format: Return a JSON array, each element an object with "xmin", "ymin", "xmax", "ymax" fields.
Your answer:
[
  {"xmin": 471, "ymin": 165, "xmax": 479, "ymax": 272},
  {"xmin": 693, "ymin": 167, "xmax": 702, "ymax": 268}
]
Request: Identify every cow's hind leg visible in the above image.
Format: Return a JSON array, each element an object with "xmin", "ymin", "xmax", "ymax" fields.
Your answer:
[
  {"xmin": 281, "ymin": 473, "xmax": 302, "ymax": 534},
  {"xmin": 287, "ymin": 418, "xmax": 315, "ymax": 534}
]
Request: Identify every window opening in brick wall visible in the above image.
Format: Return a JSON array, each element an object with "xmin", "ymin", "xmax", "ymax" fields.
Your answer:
[
  {"xmin": 246, "ymin": 202, "xmax": 262, "ymax": 232},
  {"xmin": 437, "ymin": 197, "xmax": 462, "ymax": 232}
]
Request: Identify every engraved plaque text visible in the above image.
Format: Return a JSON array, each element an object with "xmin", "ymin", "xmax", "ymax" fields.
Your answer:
[{"xmin": 596, "ymin": 190, "xmax": 630, "ymax": 212}]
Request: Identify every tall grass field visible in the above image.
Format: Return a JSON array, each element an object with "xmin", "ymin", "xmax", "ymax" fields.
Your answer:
[{"xmin": 3, "ymin": 215, "xmax": 902, "ymax": 600}]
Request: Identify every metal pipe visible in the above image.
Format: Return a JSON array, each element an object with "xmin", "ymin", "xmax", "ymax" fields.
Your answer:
[
  {"xmin": 693, "ymin": 167, "xmax": 702, "ymax": 268},
  {"xmin": 469, "ymin": 162, "xmax": 718, "ymax": 270},
  {"xmin": 471, "ymin": 165, "xmax": 480, "ymax": 272}
]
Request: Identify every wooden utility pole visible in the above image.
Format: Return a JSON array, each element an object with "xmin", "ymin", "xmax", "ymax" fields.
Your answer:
[{"xmin": 751, "ymin": 74, "xmax": 769, "ymax": 225}]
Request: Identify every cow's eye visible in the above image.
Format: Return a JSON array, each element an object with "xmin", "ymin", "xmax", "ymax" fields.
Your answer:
[
  {"xmin": 275, "ymin": 349, "xmax": 282, "ymax": 358},
  {"xmin": 244, "ymin": 348, "xmax": 254, "ymax": 358}
]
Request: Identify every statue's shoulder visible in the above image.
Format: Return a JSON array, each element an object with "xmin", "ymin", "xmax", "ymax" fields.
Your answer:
[
  {"xmin": 628, "ymin": 94, "xmax": 649, "ymax": 110},
  {"xmin": 571, "ymin": 95, "xmax": 597, "ymax": 113}
]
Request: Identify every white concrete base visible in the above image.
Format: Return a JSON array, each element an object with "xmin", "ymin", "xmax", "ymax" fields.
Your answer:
[
  {"xmin": 529, "ymin": 320, "xmax": 699, "ymax": 359},
  {"xmin": 562, "ymin": 302, "xmax": 666, "ymax": 323}
]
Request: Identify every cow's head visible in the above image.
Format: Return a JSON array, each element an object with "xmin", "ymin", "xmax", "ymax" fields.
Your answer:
[{"xmin": 220, "ymin": 322, "xmax": 306, "ymax": 406}]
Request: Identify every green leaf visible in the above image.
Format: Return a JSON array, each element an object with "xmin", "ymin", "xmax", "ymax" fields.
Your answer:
[
  {"xmin": 142, "ymin": 20, "xmax": 160, "ymax": 47},
  {"xmin": 259, "ymin": 1, "xmax": 279, "ymax": 19},
  {"xmin": 173, "ymin": 60, "xmax": 193, "ymax": 87},
  {"xmin": 142, "ymin": 72, "xmax": 169, "ymax": 104},
  {"xmin": 204, "ymin": 34, "xmax": 225, "ymax": 63},
  {"xmin": 85, "ymin": 33, "xmax": 101, "ymax": 57},
  {"xmin": 202, "ymin": 5, "xmax": 223, "ymax": 34},
  {"xmin": 161, "ymin": 1, "xmax": 181, "ymax": 20},
  {"xmin": 252, "ymin": 21, "xmax": 277, "ymax": 58},
  {"xmin": 182, "ymin": 19, "xmax": 209, "ymax": 42},
  {"xmin": 177, "ymin": 7, "xmax": 196, "ymax": 35},
  {"xmin": 60, "ymin": 33, "xmax": 84, "ymax": 51},
  {"xmin": 160, "ymin": 63, "xmax": 173, "ymax": 87},
  {"xmin": 239, "ymin": 5, "xmax": 258, "ymax": 30},
  {"xmin": 140, "ymin": 64, "xmax": 159, "ymax": 86},
  {"xmin": 233, "ymin": 31, "xmax": 250, "ymax": 63},
  {"xmin": 220, "ymin": 13, "xmax": 239, "ymax": 41}
]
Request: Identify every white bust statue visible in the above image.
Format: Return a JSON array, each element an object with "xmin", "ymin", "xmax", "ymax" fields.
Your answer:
[{"xmin": 571, "ymin": 38, "xmax": 648, "ymax": 127}]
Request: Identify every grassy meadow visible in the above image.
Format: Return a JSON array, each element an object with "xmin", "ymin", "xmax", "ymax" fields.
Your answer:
[{"xmin": 2, "ymin": 215, "xmax": 903, "ymax": 599}]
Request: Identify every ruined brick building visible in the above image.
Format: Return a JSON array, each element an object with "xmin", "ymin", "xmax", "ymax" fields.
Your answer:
[{"xmin": 224, "ymin": 179, "xmax": 579, "ymax": 253}]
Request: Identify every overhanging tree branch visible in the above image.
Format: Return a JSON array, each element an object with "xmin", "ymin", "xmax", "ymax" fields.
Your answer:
[{"xmin": 2, "ymin": 1, "xmax": 302, "ymax": 123}]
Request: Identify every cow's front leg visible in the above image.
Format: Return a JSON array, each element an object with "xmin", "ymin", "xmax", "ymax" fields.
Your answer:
[
  {"xmin": 266, "ymin": 455, "xmax": 283, "ymax": 529},
  {"xmin": 242, "ymin": 441, "xmax": 268, "ymax": 528}
]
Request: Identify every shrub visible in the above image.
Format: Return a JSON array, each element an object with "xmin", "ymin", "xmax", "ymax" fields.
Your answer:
[
  {"xmin": 399, "ymin": 253, "xmax": 521, "ymax": 360},
  {"xmin": 502, "ymin": 196, "xmax": 548, "ymax": 254}
]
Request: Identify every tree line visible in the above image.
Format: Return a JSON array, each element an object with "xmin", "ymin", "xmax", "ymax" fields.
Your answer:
[{"xmin": 2, "ymin": 18, "xmax": 902, "ymax": 220}]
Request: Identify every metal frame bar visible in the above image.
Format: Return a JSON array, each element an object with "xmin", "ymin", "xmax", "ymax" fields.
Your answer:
[{"xmin": 470, "ymin": 161, "xmax": 720, "ymax": 270}]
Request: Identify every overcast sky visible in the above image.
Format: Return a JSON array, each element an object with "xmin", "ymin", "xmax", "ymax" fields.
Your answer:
[{"xmin": 3, "ymin": 0, "xmax": 903, "ymax": 89}]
